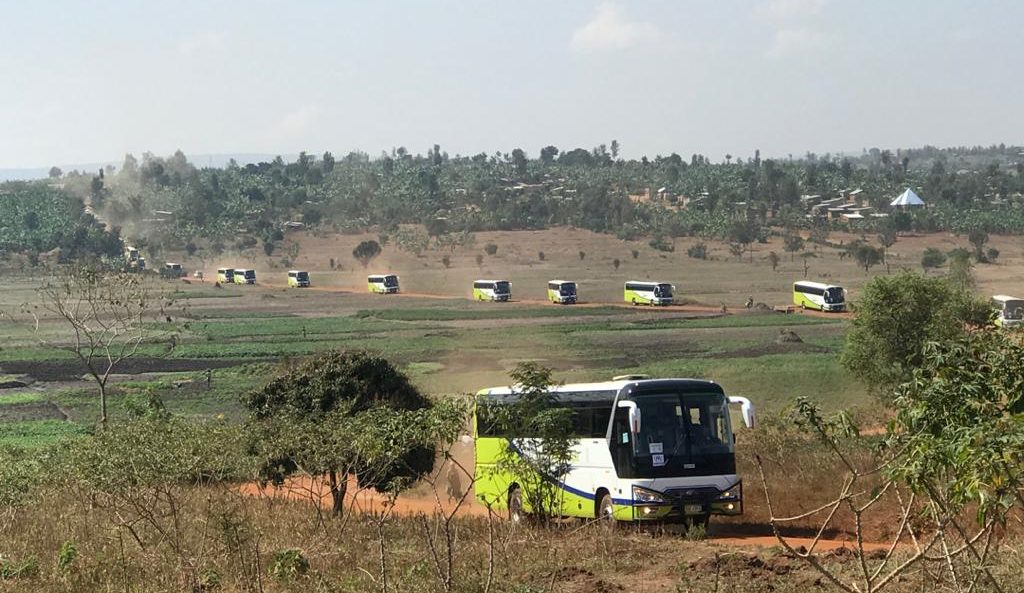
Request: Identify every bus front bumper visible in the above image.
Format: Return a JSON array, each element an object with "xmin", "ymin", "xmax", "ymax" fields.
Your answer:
[{"xmin": 630, "ymin": 482, "xmax": 743, "ymax": 521}]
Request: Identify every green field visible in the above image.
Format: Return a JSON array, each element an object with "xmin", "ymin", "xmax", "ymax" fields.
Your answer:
[{"xmin": 0, "ymin": 269, "xmax": 864, "ymax": 448}]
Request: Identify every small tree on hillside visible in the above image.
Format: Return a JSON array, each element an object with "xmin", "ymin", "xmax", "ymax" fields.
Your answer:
[
  {"xmin": 968, "ymin": 228, "xmax": 989, "ymax": 262},
  {"xmin": 782, "ymin": 233, "xmax": 804, "ymax": 261},
  {"xmin": 10, "ymin": 266, "xmax": 178, "ymax": 428},
  {"xmin": 920, "ymin": 247, "xmax": 946, "ymax": 272},
  {"xmin": 484, "ymin": 243, "xmax": 498, "ymax": 256},
  {"xmin": 851, "ymin": 243, "xmax": 884, "ymax": 272},
  {"xmin": 352, "ymin": 240, "xmax": 382, "ymax": 269},
  {"xmin": 243, "ymin": 350, "xmax": 465, "ymax": 518},
  {"xmin": 612, "ymin": 258, "xmax": 620, "ymax": 270},
  {"xmin": 800, "ymin": 252, "xmax": 816, "ymax": 278},
  {"xmin": 946, "ymin": 248, "xmax": 976, "ymax": 292},
  {"xmin": 578, "ymin": 250, "xmax": 586, "ymax": 261},
  {"xmin": 766, "ymin": 251, "xmax": 780, "ymax": 272}
]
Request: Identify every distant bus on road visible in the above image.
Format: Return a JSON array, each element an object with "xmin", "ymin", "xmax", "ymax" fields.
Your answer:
[
  {"xmin": 547, "ymin": 280, "xmax": 577, "ymax": 304},
  {"xmin": 288, "ymin": 270, "xmax": 310, "ymax": 288},
  {"xmin": 992, "ymin": 295, "xmax": 1023, "ymax": 328},
  {"xmin": 368, "ymin": 274, "xmax": 400, "ymax": 294},
  {"xmin": 234, "ymin": 269, "xmax": 257, "ymax": 285},
  {"xmin": 474, "ymin": 280, "xmax": 511, "ymax": 302},
  {"xmin": 216, "ymin": 268, "xmax": 234, "ymax": 284},
  {"xmin": 792, "ymin": 281, "xmax": 845, "ymax": 312},
  {"xmin": 624, "ymin": 281, "xmax": 674, "ymax": 306}
]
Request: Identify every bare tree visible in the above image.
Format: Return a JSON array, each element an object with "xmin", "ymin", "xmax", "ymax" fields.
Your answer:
[{"xmin": 16, "ymin": 266, "xmax": 176, "ymax": 428}]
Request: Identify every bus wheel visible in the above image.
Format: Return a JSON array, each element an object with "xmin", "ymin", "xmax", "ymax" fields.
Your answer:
[
  {"xmin": 631, "ymin": 299, "xmax": 637, "ymax": 306},
  {"xmin": 508, "ymin": 487, "xmax": 526, "ymax": 524},
  {"xmin": 597, "ymin": 493, "xmax": 616, "ymax": 527}
]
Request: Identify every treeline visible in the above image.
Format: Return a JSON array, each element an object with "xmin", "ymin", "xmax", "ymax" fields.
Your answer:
[
  {"xmin": 6, "ymin": 142, "xmax": 1024, "ymax": 260},
  {"xmin": 0, "ymin": 183, "xmax": 123, "ymax": 263}
]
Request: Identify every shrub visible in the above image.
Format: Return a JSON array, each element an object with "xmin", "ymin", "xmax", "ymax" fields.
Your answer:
[
  {"xmin": 648, "ymin": 235, "xmax": 675, "ymax": 252},
  {"xmin": 984, "ymin": 247, "xmax": 1000, "ymax": 263},
  {"xmin": 631, "ymin": 249, "xmax": 639, "ymax": 259},
  {"xmin": 687, "ymin": 243, "xmax": 707, "ymax": 260},
  {"xmin": 441, "ymin": 255, "xmax": 451, "ymax": 268},
  {"xmin": 56, "ymin": 541, "xmax": 77, "ymax": 573},
  {"xmin": 269, "ymin": 549, "xmax": 309, "ymax": 582},
  {"xmin": 921, "ymin": 247, "xmax": 947, "ymax": 270},
  {"xmin": 484, "ymin": 243, "xmax": 498, "ymax": 256},
  {"xmin": 538, "ymin": 251, "xmax": 545, "ymax": 261},
  {"xmin": 613, "ymin": 258, "xmax": 620, "ymax": 270},
  {"xmin": 578, "ymin": 250, "xmax": 586, "ymax": 261},
  {"xmin": 0, "ymin": 555, "xmax": 39, "ymax": 579}
]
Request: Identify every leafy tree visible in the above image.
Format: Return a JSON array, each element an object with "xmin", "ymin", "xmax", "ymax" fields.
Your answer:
[
  {"xmin": 539, "ymin": 145, "xmax": 559, "ymax": 165},
  {"xmin": 48, "ymin": 166, "xmax": 62, "ymax": 179},
  {"xmin": 840, "ymin": 272, "xmax": 988, "ymax": 396},
  {"xmin": 352, "ymin": 240, "xmax": 382, "ymax": 268},
  {"xmin": 727, "ymin": 219, "xmax": 756, "ymax": 262},
  {"xmin": 483, "ymin": 243, "xmax": 498, "ymax": 256},
  {"xmin": 782, "ymin": 233, "xmax": 804, "ymax": 261},
  {"xmin": 920, "ymin": 247, "xmax": 947, "ymax": 271},
  {"xmin": 686, "ymin": 242, "xmax": 707, "ymax": 260},
  {"xmin": 968, "ymin": 228, "xmax": 989, "ymax": 261},
  {"xmin": 630, "ymin": 249, "xmax": 639, "ymax": 259},
  {"xmin": 946, "ymin": 248, "xmax": 976, "ymax": 292},
  {"xmin": 800, "ymin": 252, "xmax": 815, "ymax": 278},
  {"xmin": 851, "ymin": 243, "xmax": 884, "ymax": 272},
  {"xmin": 441, "ymin": 255, "xmax": 451, "ymax": 268},
  {"xmin": 612, "ymin": 258, "xmax": 620, "ymax": 270},
  {"xmin": 243, "ymin": 350, "xmax": 465, "ymax": 516},
  {"xmin": 511, "ymin": 149, "xmax": 528, "ymax": 176}
]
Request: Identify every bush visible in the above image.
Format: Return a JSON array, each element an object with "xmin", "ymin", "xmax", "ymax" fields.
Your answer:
[
  {"xmin": 921, "ymin": 247, "xmax": 947, "ymax": 270},
  {"xmin": 984, "ymin": 247, "xmax": 1000, "ymax": 263},
  {"xmin": 56, "ymin": 541, "xmax": 77, "ymax": 573},
  {"xmin": 648, "ymin": 235, "xmax": 674, "ymax": 252},
  {"xmin": 687, "ymin": 242, "xmax": 707, "ymax": 260},
  {"xmin": 484, "ymin": 243, "xmax": 498, "ymax": 256},
  {"xmin": 631, "ymin": 249, "xmax": 639, "ymax": 259},
  {"xmin": 538, "ymin": 251, "xmax": 545, "ymax": 261},
  {"xmin": 441, "ymin": 255, "xmax": 451, "ymax": 268},
  {"xmin": 578, "ymin": 250, "xmax": 586, "ymax": 261},
  {"xmin": 269, "ymin": 549, "xmax": 309, "ymax": 582},
  {"xmin": 613, "ymin": 258, "xmax": 620, "ymax": 270}
]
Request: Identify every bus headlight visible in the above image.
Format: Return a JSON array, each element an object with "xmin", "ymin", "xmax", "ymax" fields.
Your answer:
[
  {"xmin": 632, "ymin": 485, "xmax": 668, "ymax": 504},
  {"xmin": 716, "ymin": 482, "xmax": 742, "ymax": 501}
]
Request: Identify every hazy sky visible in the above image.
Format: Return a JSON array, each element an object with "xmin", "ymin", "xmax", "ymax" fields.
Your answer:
[{"xmin": 2, "ymin": 0, "xmax": 1022, "ymax": 168}]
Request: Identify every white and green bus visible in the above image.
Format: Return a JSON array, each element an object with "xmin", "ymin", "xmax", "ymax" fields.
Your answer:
[
  {"xmin": 368, "ymin": 274, "xmax": 400, "ymax": 294},
  {"xmin": 992, "ymin": 295, "xmax": 1023, "ymax": 329},
  {"xmin": 473, "ymin": 280, "xmax": 511, "ymax": 302},
  {"xmin": 792, "ymin": 281, "xmax": 845, "ymax": 312},
  {"xmin": 474, "ymin": 377, "xmax": 755, "ymax": 526},
  {"xmin": 624, "ymin": 281, "xmax": 674, "ymax": 306},
  {"xmin": 547, "ymin": 280, "xmax": 577, "ymax": 305}
]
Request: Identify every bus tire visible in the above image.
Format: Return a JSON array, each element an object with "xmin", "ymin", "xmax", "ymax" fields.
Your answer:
[
  {"xmin": 631, "ymin": 299, "xmax": 637, "ymax": 306},
  {"xmin": 508, "ymin": 487, "xmax": 526, "ymax": 524},
  {"xmin": 596, "ymin": 492, "xmax": 616, "ymax": 527}
]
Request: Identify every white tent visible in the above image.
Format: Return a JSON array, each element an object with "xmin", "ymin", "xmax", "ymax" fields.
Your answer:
[{"xmin": 890, "ymin": 188, "xmax": 925, "ymax": 207}]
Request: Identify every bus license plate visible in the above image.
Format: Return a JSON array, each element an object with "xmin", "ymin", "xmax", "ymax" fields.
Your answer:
[{"xmin": 684, "ymin": 504, "xmax": 703, "ymax": 515}]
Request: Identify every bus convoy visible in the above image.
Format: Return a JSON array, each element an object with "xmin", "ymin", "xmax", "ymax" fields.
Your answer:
[
  {"xmin": 474, "ymin": 376, "xmax": 756, "ymax": 526},
  {"xmin": 197, "ymin": 266, "xmax": 1024, "ymax": 327}
]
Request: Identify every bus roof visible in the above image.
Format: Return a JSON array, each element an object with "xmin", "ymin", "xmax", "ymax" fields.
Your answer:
[
  {"xmin": 548, "ymin": 279, "xmax": 575, "ymax": 285},
  {"xmin": 478, "ymin": 378, "xmax": 720, "ymax": 398},
  {"xmin": 474, "ymin": 279, "xmax": 509, "ymax": 283},
  {"xmin": 288, "ymin": 270, "xmax": 307, "ymax": 274},
  {"xmin": 368, "ymin": 273, "xmax": 397, "ymax": 278},
  {"xmin": 992, "ymin": 295, "xmax": 1024, "ymax": 303},
  {"xmin": 624, "ymin": 280, "xmax": 670, "ymax": 286},
  {"xmin": 794, "ymin": 281, "xmax": 841, "ymax": 290},
  {"xmin": 218, "ymin": 267, "xmax": 233, "ymax": 271}
]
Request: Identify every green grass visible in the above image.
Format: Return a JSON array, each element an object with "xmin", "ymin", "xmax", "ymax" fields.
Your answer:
[
  {"xmin": 0, "ymin": 393, "xmax": 45, "ymax": 406},
  {"xmin": 354, "ymin": 305, "xmax": 634, "ymax": 322},
  {"xmin": 0, "ymin": 420, "xmax": 89, "ymax": 448},
  {"xmin": 171, "ymin": 289, "xmax": 244, "ymax": 299}
]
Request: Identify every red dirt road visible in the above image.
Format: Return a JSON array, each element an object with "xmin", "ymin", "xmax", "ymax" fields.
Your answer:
[{"xmin": 242, "ymin": 476, "xmax": 890, "ymax": 551}]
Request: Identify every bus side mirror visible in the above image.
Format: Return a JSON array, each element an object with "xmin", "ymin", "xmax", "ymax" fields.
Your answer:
[
  {"xmin": 728, "ymin": 396, "xmax": 756, "ymax": 429},
  {"xmin": 617, "ymin": 400, "xmax": 641, "ymax": 434}
]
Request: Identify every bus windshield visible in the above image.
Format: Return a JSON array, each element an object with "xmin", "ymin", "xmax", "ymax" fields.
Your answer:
[
  {"xmin": 654, "ymin": 284, "xmax": 673, "ymax": 298},
  {"xmin": 824, "ymin": 287, "xmax": 844, "ymax": 304},
  {"xmin": 612, "ymin": 391, "xmax": 734, "ymax": 478},
  {"xmin": 560, "ymin": 283, "xmax": 577, "ymax": 296},
  {"xmin": 495, "ymin": 281, "xmax": 510, "ymax": 294},
  {"xmin": 296, "ymin": 272, "xmax": 309, "ymax": 281},
  {"xmin": 384, "ymin": 275, "xmax": 398, "ymax": 287}
]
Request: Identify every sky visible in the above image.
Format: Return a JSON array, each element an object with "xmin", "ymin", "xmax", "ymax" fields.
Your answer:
[{"xmin": 2, "ymin": 0, "xmax": 1023, "ymax": 169}]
